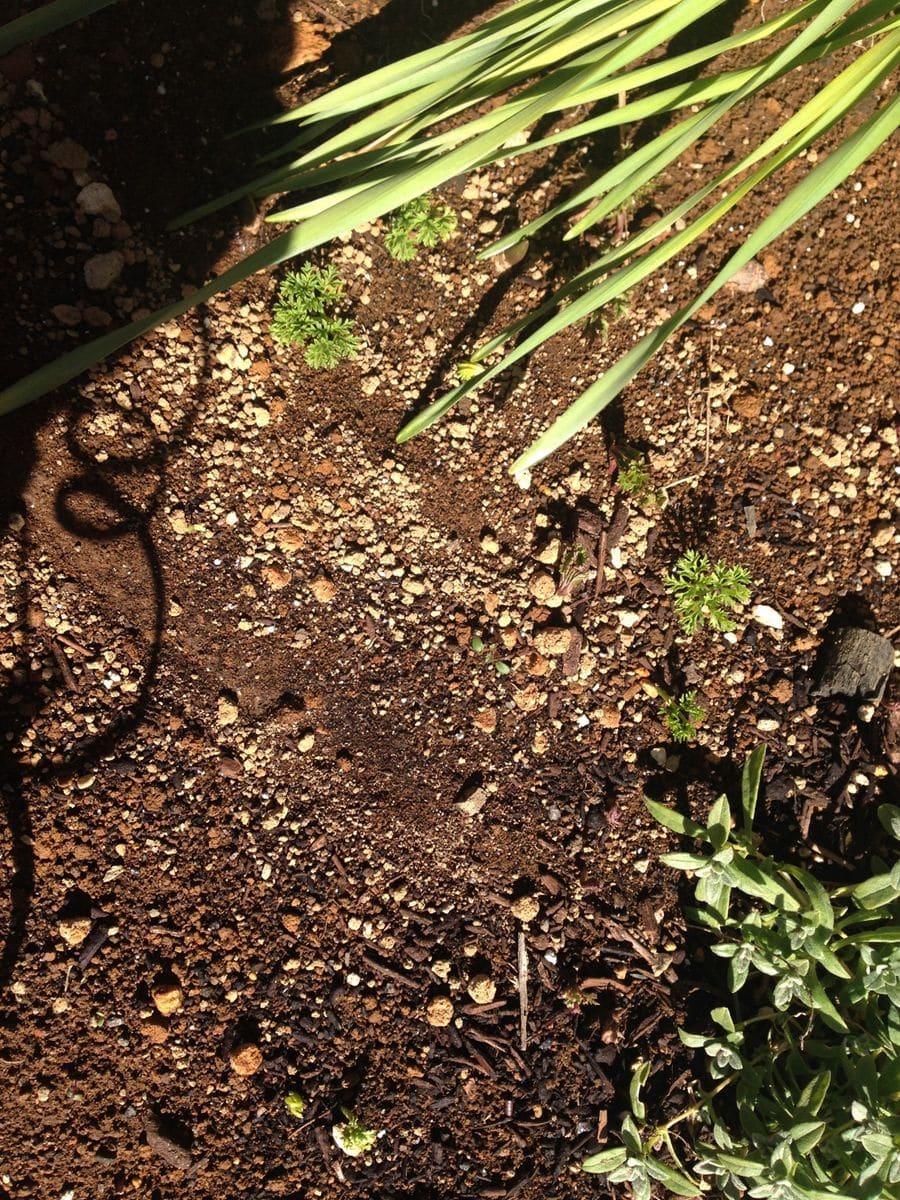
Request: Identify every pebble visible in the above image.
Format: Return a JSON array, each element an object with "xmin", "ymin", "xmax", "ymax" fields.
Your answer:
[
  {"xmin": 425, "ymin": 995, "xmax": 454, "ymax": 1027},
  {"xmin": 466, "ymin": 975, "xmax": 497, "ymax": 1004},
  {"xmin": 217, "ymin": 692, "xmax": 239, "ymax": 727},
  {"xmin": 528, "ymin": 571, "xmax": 556, "ymax": 602},
  {"xmin": 58, "ymin": 916, "xmax": 92, "ymax": 947},
  {"xmin": 724, "ymin": 258, "xmax": 769, "ymax": 293},
  {"xmin": 752, "ymin": 604, "xmax": 784, "ymax": 630},
  {"xmin": 756, "ymin": 718, "xmax": 781, "ymax": 732},
  {"xmin": 481, "ymin": 533, "xmax": 500, "ymax": 555},
  {"xmin": 151, "ymin": 980, "xmax": 183, "ymax": 1016},
  {"xmin": 76, "ymin": 181, "xmax": 121, "ymax": 221},
  {"xmin": 51, "ymin": 304, "xmax": 82, "ymax": 326},
  {"xmin": 455, "ymin": 786, "xmax": 488, "ymax": 816},
  {"xmin": 83, "ymin": 250, "xmax": 124, "ymax": 290},
  {"xmin": 617, "ymin": 611, "xmax": 641, "ymax": 628},
  {"xmin": 229, "ymin": 1042, "xmax": 263, "ymax": 1076}
]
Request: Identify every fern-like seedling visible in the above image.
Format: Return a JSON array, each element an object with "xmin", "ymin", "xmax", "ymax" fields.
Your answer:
[
  {"xmin": 385, "ymin": 195, "xmax": 457, "ymax": 261},
  {"xmin": 660, "ymin": 690, "xmax": 705, "ymax": 742},
  {"xmin": 664, "ymin": 551, "xmax": 751, "ymax": 634},
  {"xmin": 271, "ymin": 263, "xmax": 360, "ymax": 369}
]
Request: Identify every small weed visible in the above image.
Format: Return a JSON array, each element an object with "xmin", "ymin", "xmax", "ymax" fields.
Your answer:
[
  {"xmin": 385, "ymin": 194, "xmax": 457, "ymax": 261},
  {"xmin": 557, "ymin": 544, "xmax": 589, "ymax": 599},
  {"xmin": 471, "ymin": 633, "xmax": 510, "ymax": 676},
  {"xmin": 561, "ymin": 985, "xmax": 596, "ymax": 1012},
  {"xmin": 332, "ymin": 1108, "xmax": 378, "ymax": 1158},
  {"xmin": 664, "ymin": 551, "xmax": 751, "ymax": 634},
  {"xmin": 284, "ymin": 1092, "xmax": 306, "ymax": 1119},
  {"xmin": 271, "ymin": 263, "xmax": 360, "ymax": 369},
  {"xmin": 456, "ymin": 359, "xmax": 484, "ymax": 383},
  {"xmin": 660, "ymin": 690, "xmax": 705, "ymax": 743},
  {"xmin": 584, "ymin": 750, "xmax": 900, "ymax": 1200}
]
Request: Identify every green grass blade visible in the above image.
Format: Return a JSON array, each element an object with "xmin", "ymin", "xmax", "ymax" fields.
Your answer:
[
  {"xmin": 0, "ymin": 0, "xmax": 123, "ymax": 54},
  {"xmin": 510, "ymin": 88, "xmax": 900, "ymax": 473}
]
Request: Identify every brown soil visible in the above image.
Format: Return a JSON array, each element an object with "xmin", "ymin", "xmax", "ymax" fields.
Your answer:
[{"xmin": 0, "ymin": 1, "xmax": 897, "ymax": 1198}]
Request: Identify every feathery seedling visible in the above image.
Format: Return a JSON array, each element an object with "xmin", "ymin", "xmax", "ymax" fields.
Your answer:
[
  {"xmin": 384, "ymin": 195, "xmax": 458, "ymax": 261},
  {"xmin": 660, "ymin": 690, "xmax": 706, "ymax": 742},
  {"xmin": 332, "ymin": 1109, "xmax": 378, "ymax": 1158},
  {"xmin": 664, "ymin": 551, "xmax": 751, "ymax": 634},
  {"xmin": 270, "ymin": 264, "xmax": 359, "ymax": 369}
]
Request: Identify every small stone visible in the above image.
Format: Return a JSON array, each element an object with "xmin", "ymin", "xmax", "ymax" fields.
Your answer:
[
  {"xmin": 724, "ymin": 258, "xmax": 769, "ymax": 293},
  {"xmin": 218, "ymin": 756, "xmax": 244, "ymax": 779},
  {"xmin": 510, "ymin": 894, "xmax": 540, "ymax": 924},
  {"xmin": 733, "ymin": 392, "xmax": 763, "ymax": 419},
  {"xmin": 617, "ymin": 611, "xmax": 642, "ymax": 629},
  {"xmin": 473, "ymin": 708, "xmax": 497, "ymax": 733},
  {"xmin": 425, "ymin": 995, "xmax": 454, "ymax": 1027},
  {"xmin": 217, "ymin": 691, "xmax": 239, "ymax": 727},
  {"xmin": 752, "ymin": 604, "xmax": 783, "ymax": 630},
  {"xmin": 83, "ymin": 251, "xmax": 124, "ymax": 290},
  {"xmin": 455, "ymin": 786, "xmax": 488, "ymax": 816},
  {"xmin": 51, "ymin": 304, "xmax": 82, "ymax": 326},
  {"xmin": 298, "ymin": 730, "xmax": 316, "ymax": 753},
  {"xmin": 513, "ymin": 684, "xmax": 542, "ymax": 713},
  {"xmin": 467, "ymin": 975, "xmax": 497, "ymax": 1004},
  {"xmin": 151, "ymin": 981, "xmax": 183, "ymax": 1016},
  {"xmin": 76, "ymin": 181, "xmax": 121, "ymax": 221},
  {"xmin": 58, "ymin": 916, "xmax": 92, "ymax": 947},
  {"xmin": 756, "ymin": 718, "xmax": 781, "ymax": 733},
  {"xmin": 812, "ymin": 627, "xmax": 894, "ymax": 702},
  {"xmin": 229, "ymin": 1042, "xmax": 263, "ymax": 1076},
  {"xmin": 261, "ymin": 566, "xmax": 291, "ymax": 590},
  {"xmin": 310, "ymin": 576, "xmax": 336, "ymax": 603},
  {"xmin": 481, "ymin": 533, "xmax": 500, "ymax": 555},
  {"xmin": 529, "ymin": 572, "xmax": 556, "ymax": 602},
  {"xmin": 216, "ymin": 342, "xmax": 240, "ymax": 369},
  {"xmin": 47, "ymin": 138, "xmax": 90, "ymax": 170}
]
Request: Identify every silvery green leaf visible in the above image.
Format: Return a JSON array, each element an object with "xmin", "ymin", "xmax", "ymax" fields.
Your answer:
[
  {"xmin": 644, "ymin": 796, "xmax": 706, "ymax": 838},
  {"xmin": 663, "ymin": 851, "xmax": 711, "ymax": 872},
  {"xmin": 741, "ymin": 745, "xmax": 765, "ymax": 831},
  {"xmin": 707, "ymin": 793, "xmax": 732, "ymax": 851},
  {"xmin": 582, "ymin": 1147, "xmax": 628, "ymax": 1174},
  {"xmin": 711, "ymin": 1006, "xmax": 736, "ymax": 1032},
  {"xmin": 645, "ymin": 1156, "xmax": 702, "ymax": 1195},
  {"xmin": 621, "ymin": 1114, "xmax": 642, "ymax": 1155},
  {"xmin": 877, "ymin": 803, "xmax": 900, "ymax": 840}
]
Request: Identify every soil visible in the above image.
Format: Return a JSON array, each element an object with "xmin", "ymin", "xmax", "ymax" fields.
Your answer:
[{"xmin": 0, "ymin": 1, "xmax": 897, "ymax": 1198}]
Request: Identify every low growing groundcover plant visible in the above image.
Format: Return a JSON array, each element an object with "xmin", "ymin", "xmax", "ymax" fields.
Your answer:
[
  {"xmin": 1, "ymin": 0, "xmax": 898, "ymax": 478},
  {"xmin": 584, "ymin": 747, "xmax": 900, "ymax": 1200},
  {"xmin": 270, "ymin": 263, "xmax": 360, "ymax": 369}
]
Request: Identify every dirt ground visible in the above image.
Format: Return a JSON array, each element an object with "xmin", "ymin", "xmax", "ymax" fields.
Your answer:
[{"xmin": 0, "ymin": 0, "xmax": 897, "ymax": 1197}]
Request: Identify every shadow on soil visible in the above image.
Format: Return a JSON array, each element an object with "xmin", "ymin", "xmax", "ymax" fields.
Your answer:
[{"xmin": 0, "ymin": 0, "xmax": 495, "ymax": 990}]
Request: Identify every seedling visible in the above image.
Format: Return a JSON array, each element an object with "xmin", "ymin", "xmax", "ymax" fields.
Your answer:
[
  {"xmin": 384, "ymin": 194, "xmax": 457, "ymax": 261},
  {"xmin": 471, "ymin": 633, "xmax": 510, "ymax": 676},
  {"xmin": 270, "ymin": 263, "xmax": 360, "ymax": 369},
  {"xmin": 284, "ymin": 1091, "xmax": 306, "ymax": 1119},
  {"xmin": 561, "ymin": 985, "xmax": 596, "ymax": 1012},
  {"xmin": 332, "ymin": 1108, "xmax": 378, "ymax": 1158},
  {"xmin": 557, "ymin": 544, "xmax": 589, "ymax": 599},
  {"xmin": 660, "ymin": 690, "xmax": 705, "ymax": 743},
  {"xmin": 616, "ymin": 452, "xmax": 663, "ymax": 507},
  {"xmin": 664, "ymin": 551, "xmax": 751, "ymax": 634},
  {"xmin": 584, "ymin": 752, "xmax": 900, "ymax": 1200},
  {"xmin": 456, "ymin": 359, "xmax": 484, "ymax": 383}
]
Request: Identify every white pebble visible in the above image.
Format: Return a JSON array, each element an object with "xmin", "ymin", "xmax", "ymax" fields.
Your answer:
[
  {"xmin": 851, "ymin": 301, "xmax": 865, "ymax": 314},
  {"xmin": 752, "ymin": 604, "xmax": 784, "ymax": 630},
  {"xmin": 763, "ymin": 336, "xmax": 774, "ymax": 347},
  {"xmin": 757, "ymin": 718, "xmax": 780, "ymax": 732},
  {"xmin": 617, "ymin": 610, "xmax": 641, "ymax": 628},
  {"xmin": 782, "ymin": 362, "xmax": 795, "ymax": 375},
  {"xmin": 874, "ymin": 561, "xmax": 892, "ymax": 578}
]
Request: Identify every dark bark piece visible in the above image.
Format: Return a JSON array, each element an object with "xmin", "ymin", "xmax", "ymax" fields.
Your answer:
[
  {"xmin": 144, "ymin": 1111, "xmax": 193, "ymax": 1171},
  {"xmin": 812, "ymin": 627, "xmax": 894, "ymax": 701}
]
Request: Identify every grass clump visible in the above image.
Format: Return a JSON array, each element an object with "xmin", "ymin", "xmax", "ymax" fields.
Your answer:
[
  {"xmin": 270, "ymin": 264, "xmax": 359, "ymax": 369},
  {"xmin": 584, "ymin": 748, "xmax": 900, "ymax": 1200},
  {"xmin": 660, "ymin": 690, "xmax": 705, "ymax": 743},
  {"xmin": 384, "ymin": 195, "xmax": 457, "ymax": 261},
  {"xmin": 664, "ymin": 551, "xmax": 751, "ymax": 634}
]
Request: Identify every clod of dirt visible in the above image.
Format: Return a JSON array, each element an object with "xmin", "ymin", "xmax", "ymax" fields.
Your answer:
[
  {"xmin": 425, "ymin": 995, "xmax": 454, "ymax": 1027},
  {"xmin": 310, "ymin": 575, "xmax": 337, "ymax": 602},
  {"xmin": 724, "ymin": 258, "xmax": 769, "ymax": 293},
  {"xmin": 455, "ymin": 776, "xmax": 489, "ymax": 816},
  {"xmin": 533, "ymin": 627, "xmax": 576, "ymax": 657},
  {"xmin": 229, "ymin": 1042, "xmax": 263, "ymax": 1076},
  {"xmin": 151, "ymin": 979, "xmax": 184, "ymax": 1016},
  {"xmin": 58, "ymin": 916, "xmax": 92, "ymax": 947},
  {"xmin": 46, "ymin": 138, "xmax": 90, "ymax": 170},
  {"xmin": 529, "ymin": 571, "xmax": 556, "ymax": 602},
  {"xmin": 812, "ymin": 627, "xmax": 894, "ymax": 701},
  {"xmin": 143, "ymin": 1111, "xmax": 193, "ymax": 1170},
  {"xmin": 142, "ymin": 1018, "xmax": 169, "ymax": 1044},
  {"xmin": 473, "ymin": 708, "xmax": 497, "ymax": 733},
  {"xmin": 509, "ymin": 895, "xmax": 540, "ymax": 924},
  {"xmin": 217, "ymin": 690, "xmax": 239, "ymax": 727},
  {"xmin": 466, "ymin": 974, "xmax": 497, "ymax": 1004},
  {"xmin": 83, "ymin": 251, "xmax": 124, "ymax": 290},
  {"xmin": 76, "ymin": 182, "xmax": 121, "ymax": 222}
]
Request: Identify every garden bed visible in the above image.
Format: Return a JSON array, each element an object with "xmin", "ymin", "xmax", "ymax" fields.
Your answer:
[{"xmin": 0, "ymin": 0, "xmax": 897, "ymax": 1196}]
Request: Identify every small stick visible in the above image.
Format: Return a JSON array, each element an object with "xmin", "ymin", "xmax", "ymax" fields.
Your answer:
[
  {"xmin": 517, "ymin": 930, "xmax": 528, "ymax": 1052},
  {"xmin": 50, "ymin": 640, "xmax": 79, "ymax": 691}
]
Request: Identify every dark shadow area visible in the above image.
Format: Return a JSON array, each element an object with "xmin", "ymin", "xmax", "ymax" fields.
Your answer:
[{"xmin": 1, "ymin": 0, "xmax": 508, "ymax": 992}]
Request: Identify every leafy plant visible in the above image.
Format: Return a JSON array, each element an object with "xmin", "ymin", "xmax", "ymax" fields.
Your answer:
[
  {"xmin": 661, "ymin": 690, "xmax": 706, "ymax": 742},
  {"xmin": 3, "ymin": 0, "xmax": 898, "ymax": 462},
  {"xmin": 617, "ymin": 452, "xmax": 664, "ymax": 506},
  {"xmin": 664, "ymin": 551, "xmax": 752, "ymax": 634},
  {"xmin": 270, "ymin": 264, "xmax": 360, "ymax": 369},
  {"xmin": 384, "ymin": 194, "xmax": 457, "ymax": 261},
  {"xmin": 584, "ymin": 748, "xmax": 900, "ymax": 1200},
  {"xmin": 284, "ymin": 1091, "xmax": 306, "ymax": 1119},
  {"xmin": 332, "ymin": 1108, "xmax": 379, "ymax": 1158},
  {"xmin": 557, "ymin": 544, "xmax": 590, "ymax": 599},
  {"xmin": 471, "ymin": 633, "xmax": 511, "ymax": 676}
]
